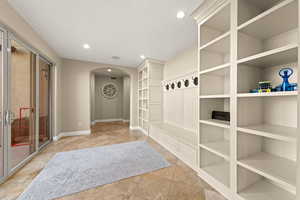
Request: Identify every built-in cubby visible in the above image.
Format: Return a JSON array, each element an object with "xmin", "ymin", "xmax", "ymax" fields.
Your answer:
[
  {"xmin": 238, "ymin": 0, "xmax": 298, "ymax": 60},
  {"xmin": 193, "ymin": 0, "xmax": 299, "ymax": 199},
  {"xmin": 199, "ymin": 123, "xmax": 230, "ymax": 160},
  {"xmin": 200, "ymin": 68, "xmax": 230, "ymax": 96},
  {"xmin": 200, "ymin": 45, "xmax": 230, "ymax": 72},
  {"xmin": 237, "ymin": 96, "xmax": 297, "ymax": 133},
  {"xmin": 237, "ymin": 63, "xmax": 298, "ymax": 95},
  {"xmin": 200, "ymin": 3, "xmax": 230, "ymax": 47},
  {"xmin": 200, "ymin": 98, "xmax": 230, "ymax": 128},
  {"xmin": 138, "ymin": 59, "xmax": 164, "ymax": 135},
  {"xmin": 238, "ymin": 0, "xmax": 285, "ymax": 26},
  {"xmin": 237, "ymin": 131, "xmax": 296, "ymax": 193},
  {"xmin": 200, "ymin": 148, "xmax": 230, "ymax": 187},
  {"xmin": 237, "ymin": 166, "xmax": 295, "ymax": 200}
]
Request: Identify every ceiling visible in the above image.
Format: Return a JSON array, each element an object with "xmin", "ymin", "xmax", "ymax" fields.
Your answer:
[{"xmin": 8, "ymin": 0, "xmax": 202, "ymax": 67}]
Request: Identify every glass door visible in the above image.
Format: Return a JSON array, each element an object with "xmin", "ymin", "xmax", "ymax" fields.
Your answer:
[
  {"xmin": 38, "ymin": 57, "xmax": 51, "ymax": 147},
  {"xmin": 8, "ymin": 36, "xmax": 37, "ymax": 170}
]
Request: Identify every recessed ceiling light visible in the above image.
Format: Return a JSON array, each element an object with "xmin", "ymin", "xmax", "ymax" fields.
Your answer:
[
  {"xmin": 177, "ymin": 11, "xmax": 185, "ymax": 19},
  {"xmin": 107, "ymin": 69, "xmax": 112, "ymax": 72},
  {"xmin": 140, "ymin": 55, "xmax": 146, "ymax": 59},
  {"xmin": 112, "ymin": 56, "xmax": 120, "ymax": 60},
  {"xmin": 83, "ymin": 44, "xmax": 90, "ymax": 49}
]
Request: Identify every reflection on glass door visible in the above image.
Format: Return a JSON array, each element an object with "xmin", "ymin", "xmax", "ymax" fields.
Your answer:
[
  {"xmin": 0, "ymin": 30, "xmax": 4, "ymax": 178},
  {"xmin": 39, "ymin": 57, "xmax": 51, "ymax": 147},
  {"xmin": 9, "ymin": 38, "xmax": 36, "ymax": 169}
]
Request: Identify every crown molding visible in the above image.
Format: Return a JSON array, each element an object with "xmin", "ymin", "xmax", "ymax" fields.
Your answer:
[
  {"xmin": 138, "ymin": 58, "xmax": 165, "ymax": 69},
  {"xmin": 191, "ymin": 0, "xmax": 229, "ymax": 24}
]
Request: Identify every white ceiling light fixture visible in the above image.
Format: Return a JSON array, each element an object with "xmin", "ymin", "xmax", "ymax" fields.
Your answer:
[
  {"xmin": 176, "ymin": 11, "xmax": 185, "ymax": 19},
  {"xmin": 83, "ymin": 43, "xmax": 90, "ymax": 49},
  {"xmin": 107, "ymin": 69, "xmax": 112, "ymax": 72},
  {"xmin": 112, "ymin": 56, "xmax": 120, "ymax": 60},
  {"xmin": 140, "ymin": 55, "xmax": 146, "ymax": 59}
]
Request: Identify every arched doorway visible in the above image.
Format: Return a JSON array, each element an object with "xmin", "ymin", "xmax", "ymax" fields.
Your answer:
[{"xmin": 90, "ymin": 67, "xmax": 131, "ymax": 128}]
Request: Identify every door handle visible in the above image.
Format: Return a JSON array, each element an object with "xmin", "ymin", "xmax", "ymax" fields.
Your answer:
[{"xmin": 4, "ymin": 111, "xmax": 10, "ymax": 126}]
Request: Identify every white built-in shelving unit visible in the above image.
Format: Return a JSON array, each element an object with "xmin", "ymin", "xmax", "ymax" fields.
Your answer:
[
  {"xmin": 138, "ymin": 59, "xmax": 164, "ymax": 135},
  {"xmin": 193, "ymin": 0, "xmax": 299, "ymax": 199}
]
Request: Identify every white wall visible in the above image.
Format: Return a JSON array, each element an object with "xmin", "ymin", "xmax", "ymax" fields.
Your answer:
[
  {"xmin": 61, "ymin": 58, "xmax": 138, "ymax": 132},
  {"xmin": 163, "ymin": 46, "xmax": 198, "ymax": 132},
  {"xmin": 123, "ymin": 76, "xmax": 130, "ymax": 120},
  {"xmin": 90, "ymin": 73, "xmax": 96, "ymax": 122},
  {"xmin": 164, "ymin": 47, "xmax": 198, "ymax": 80}
]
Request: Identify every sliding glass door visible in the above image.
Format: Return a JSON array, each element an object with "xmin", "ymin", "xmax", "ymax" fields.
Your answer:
[
  {"xmin": 8, "ymin": 37, "xmax": 37, "ymax": 170},
  {"xmin": 0, "ymin": 28, "xmax": 53, "ymax": 183}
]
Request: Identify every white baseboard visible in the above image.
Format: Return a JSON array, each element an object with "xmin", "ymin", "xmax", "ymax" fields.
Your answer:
[
  {"xmin": 130, "ymin": 126, "xmax": 148, "ymax": 136},
  {"xmin": 53, "ymin": 129, "xmax": 91, "ymax": 141},
  {"xmin": 91, "ymin": 119, "xmax": 129, "ymax": 125},
  {"xmin": 129, "ymin": 126, "xmax": 140, "ymax": 130}
]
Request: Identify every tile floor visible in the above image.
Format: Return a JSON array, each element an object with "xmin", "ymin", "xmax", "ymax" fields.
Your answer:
[{"xmin": 0, "ymin": 122, "xmax": 219, "ymax": 200}]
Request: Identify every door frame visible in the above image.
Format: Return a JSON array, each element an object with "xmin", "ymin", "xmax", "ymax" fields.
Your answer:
[
  {"xmin": 37, "ymin": 55, "xmax": 53, "ymax": 150},
  {"xmin": 0, "ymin": 26, "xmax": 8, "ymax": 184},
  {"xmin": 0, "ymin": 24, "xmax": 56, "ymax": 184}
]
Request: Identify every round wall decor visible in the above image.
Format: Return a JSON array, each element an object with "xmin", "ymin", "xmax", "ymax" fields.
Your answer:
[{"xmin": 101, "ymin": 83, "xmax": 118, "ymax": 99}]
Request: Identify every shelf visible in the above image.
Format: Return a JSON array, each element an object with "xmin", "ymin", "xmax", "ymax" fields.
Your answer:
[
  {"xmin": 237, "ymin": 44, "xmax": 298, "ymax": 67},
  {"xmin": 199, "ymin": 32, "xmax": 230, "ymax": 54},
  {"xmin": 200, "ymin": 119, "xmax": 230, "ymax": 129},
  {"xmin": 239, "ymin": 179, "xmax": 295, "ymax": 200},
  {"xmin": 237, "ymin": 91, "xmax": 298, "ymax": 98},
  {"xmin": 142, "ymin": 118, "xmax": 148, "ymax": 122},
  {"xmin": 139, "ymin": 107, "xmax": 148, "ymax": 111},
  {"xmin": 202, "ymin": 162, "xmax": 230, "ymax": 187},
  {"xmin": 200, "ymin": 141, "xmax": 230, "ymax": 160},
  {"xmin": 200, "ymin": 94, "xmax": 230, "ymax": 99},
  {"xmin": 237, "ymin": 124, "xmax": 297, "ymax": 143},
  {"xmin": 238, "ymin": 152, "xmax": 296, "ymax": 193},
  {"xmin": 202, "ymin": 2, "xmax": 230, "ymax": 32},
  {"xmin": 139, "ymin": 88, "xmax": 148, "ymax": 91},
  {"xmin": 199, "ymin": 63, "xmax": 230, "ymax": 76},
  {"xmin": 238, "ymin": 0, "xmax": 298, "ymax": 39}
]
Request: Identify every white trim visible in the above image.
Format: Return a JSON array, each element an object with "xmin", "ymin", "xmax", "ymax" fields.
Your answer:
[
  {"xmin": 140, "ymin": 128, "xmax": 148, "ymax": 136},
  {"xmin": 130, "ymin": 126, "xmax": 140, "ymax": 130},
  {"xmin": 91, "ymin": 119, "xmax": 123, "ymax": 124},
  {"xmin": 130, "ymin": 126, "xmax": 148, "ymax": 135},
  {"xmin": 122, "ymin": 119, "xmax": 130, "ymax": 123},
  {"xmin": 53, "ymin": 130, "xmax": 91, "ymax": 141}
]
